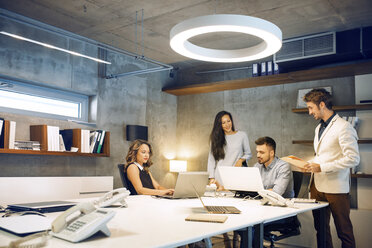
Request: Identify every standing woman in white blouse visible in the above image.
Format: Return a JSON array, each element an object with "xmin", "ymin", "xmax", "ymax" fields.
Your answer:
[{"xmin": 208, "ymin": 110, "xmax": 252, "ymax": 190}]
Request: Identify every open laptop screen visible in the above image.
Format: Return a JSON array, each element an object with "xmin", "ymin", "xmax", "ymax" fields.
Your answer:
[{"xmin": 216, "ymin": 167, "xmax": 264, "ymax": 192}]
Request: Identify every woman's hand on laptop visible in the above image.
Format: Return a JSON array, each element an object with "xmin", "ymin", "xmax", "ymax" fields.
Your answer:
[{"xmin": 158, "ymin": 189, "xmax": 175, "ymax": 196}]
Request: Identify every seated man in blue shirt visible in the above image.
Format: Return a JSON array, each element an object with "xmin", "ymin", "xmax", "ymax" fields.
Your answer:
[
  {"xmin": 254, "ymin": 136, "xmax": 294, "ymax": 198},
  {"xmin": 236, "ymin": 136, "xmax": 297, "ymax": 248}
]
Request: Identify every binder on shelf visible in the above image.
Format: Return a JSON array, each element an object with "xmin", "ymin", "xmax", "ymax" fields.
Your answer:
[
  {"xmin": 0, "ymin": 118, "xmax": 3, "ymax": 137},
  {"xmin": 8, "ymin": 121, "xmax": 16, "ymax": 149},
  {"xmin": 267, "ymin": 61, "xmax": 273, "ymax": 75},
  {"xmin": 89, "ymin": 131, "xmax": 99, "ymax": 153},
  {"xmin": 93, "ymin": 131, "xmax": 102, "ymax": 153},
  {"xmin": 47, "ymin": 126, "xmax": 59, "ymax": 151},
  {"xmin": 0, "ymin": 118, "xmax": 4, "ymax": 148},
  {"xmin": 274, "ymin": 62, "xmax": 279, "ymax": 74},
  {"xmin": 252, "ymin": 63, "xmax": 259, "ymax": 77},
  {"xmin": 260, "ymin": 62, "xmax": 267, "ymax": 76},
  {"xmin": 96, "ymin": 130, "xmax": 106, "ymax": 154},
  {"xmin": 59, "ymin": 129, "xmax": 73, "ymax": 151}
]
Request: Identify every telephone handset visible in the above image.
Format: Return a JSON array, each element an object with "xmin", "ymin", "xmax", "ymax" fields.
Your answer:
[
  {"xmin": 94, "ymin": 188, "xmax": 130, "ymax": 208},
  {"xmin": 258, "ymin": 190, "xmax": 295, "ymax": 208},
  {"xmin": 51, "ymin": 202, "xmax": 115, "ymax": 243}
]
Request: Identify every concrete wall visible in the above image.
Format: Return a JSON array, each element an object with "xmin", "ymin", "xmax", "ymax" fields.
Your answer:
[
  {"xmin": 175, "ymin": 76, "xmax": 372, "ymax": 248},
  {"xmin": 0, "ymin": 12, "xmax": 177, "ymax": 189},
  {"xmin": 176, "ymin": 77, "xmax": 355, "ymax": 170}
]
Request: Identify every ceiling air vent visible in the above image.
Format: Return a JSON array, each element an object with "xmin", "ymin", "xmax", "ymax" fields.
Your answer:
[{"xmin": 274, "ymin": 32, "xmax": 335, "ymax": 63}]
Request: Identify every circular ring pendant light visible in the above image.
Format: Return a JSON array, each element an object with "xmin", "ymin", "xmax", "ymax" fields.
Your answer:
[{"xmin": 170, "ymin": 14, "xmax": 282, "ymax": 63}]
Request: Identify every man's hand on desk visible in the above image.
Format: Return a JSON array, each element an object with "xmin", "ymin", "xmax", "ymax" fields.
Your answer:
[{"xmin": 303, "ymin": 163, "xmax": 321, "ymax": 173}]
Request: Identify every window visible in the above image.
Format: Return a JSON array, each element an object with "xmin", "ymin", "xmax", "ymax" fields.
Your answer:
[{"xmin": 0, "ymin": 78, "xmax": 88, "ymax": 121}]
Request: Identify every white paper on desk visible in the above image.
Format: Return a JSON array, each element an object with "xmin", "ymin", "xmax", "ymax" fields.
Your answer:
[
  {"xmin": 281, "ymin": 155, "xmax": 308, "ymax": 169},
  {"xmin": 0, "ymin": 215, "xmax": 52, "ymax": 235}
]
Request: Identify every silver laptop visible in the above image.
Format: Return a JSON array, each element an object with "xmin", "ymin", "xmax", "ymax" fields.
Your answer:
[
  {"xmin": 216, "ymin": 167, "xmax": 264, "ymax": 192},
  {"xmin": 192, "ymin": 185, "xmax": 241, "ymax": 214},
  {"xmin": 161, "ymin": 172, "xmax": 209, "ymax": 199}
]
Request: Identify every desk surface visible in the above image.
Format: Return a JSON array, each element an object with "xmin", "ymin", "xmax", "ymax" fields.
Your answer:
[{"xmin": 0, "ymin": 195, "xmax": 328, "ymax": 248}]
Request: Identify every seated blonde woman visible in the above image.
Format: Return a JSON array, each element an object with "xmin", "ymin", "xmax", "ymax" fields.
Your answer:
[{"xmin": 124, "ymin": 139, "xmax": 174, "ymax": 196}]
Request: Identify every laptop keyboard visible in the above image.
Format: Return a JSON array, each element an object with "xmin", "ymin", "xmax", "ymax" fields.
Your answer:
[{"xmin": 206, "ymin": 206, "xmax": 233, "ymax": 213}]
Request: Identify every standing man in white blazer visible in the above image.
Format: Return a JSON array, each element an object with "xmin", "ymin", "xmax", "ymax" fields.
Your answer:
[{"xmin": 303, "ymin": 88, "xmax": 359, "ymax": 248}]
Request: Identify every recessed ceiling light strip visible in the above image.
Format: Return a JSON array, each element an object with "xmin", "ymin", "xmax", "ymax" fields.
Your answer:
[{"xmin": 0, "ymin": 31, "xmax": 111, "ymax": 64}]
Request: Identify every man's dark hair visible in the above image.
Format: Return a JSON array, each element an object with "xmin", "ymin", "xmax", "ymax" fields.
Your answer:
[
  {"xmin": 255, "ymin": 136, "xmax": 276, "ymax": 154},
  {"xmin": 303, "ymin": 88, "xmax": 333, "ymax": 109}
]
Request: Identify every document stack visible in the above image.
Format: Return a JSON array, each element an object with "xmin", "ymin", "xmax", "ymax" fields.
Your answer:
[{"xmin": 14, "ymin": 141, "xmax": 41, "ymax": 150}]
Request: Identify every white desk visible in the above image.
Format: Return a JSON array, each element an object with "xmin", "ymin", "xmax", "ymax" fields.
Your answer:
[{"xmin": 0, "ymin": 195, "xmax": 328, "ymax": 248}]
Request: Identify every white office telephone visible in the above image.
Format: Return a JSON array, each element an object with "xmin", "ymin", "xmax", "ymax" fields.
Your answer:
[
  {"xmin": 51, "ymin": 202, "xmax": 115, "ymax": 243},
  {"xmin": 94, "ymin": 187, "xmax": 130, "ymax": 208},
  {"xmin": 258, "ymin": 190, "xmax": 295, "ymax": 208}
]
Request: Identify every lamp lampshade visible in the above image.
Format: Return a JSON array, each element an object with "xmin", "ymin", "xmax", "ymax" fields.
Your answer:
[{"xmin": 169, "ymin": 160, "xmax": 187, "ymax": 172}]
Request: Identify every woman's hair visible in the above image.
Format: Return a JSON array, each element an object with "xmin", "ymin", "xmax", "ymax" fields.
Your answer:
[
  {"xmin": 125, "ymin": 139, "xmax": 153, "ymax": 172},
  {"xmin": 210, "ymin": 111, "xmax": 235, "ymax": 161}
]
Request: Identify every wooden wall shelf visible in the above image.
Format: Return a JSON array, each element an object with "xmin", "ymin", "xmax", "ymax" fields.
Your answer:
[
  {"xmin": 162, "ymin": 60, "xmax": 372, "ymax": 96},
  {"xmin": 0, "ymin": 149, "xmax": 109, "ymax": 157},
  {"xmin": 0, "ymin": 120, "xmax": 110, "ymax": 157},
  {"xmin": 292, "ymin": 104, "xmax": 372, "ymax": 113},
  {"xmin": 292, "ymin": 139, "xmax": 372, "ymax": 145}
]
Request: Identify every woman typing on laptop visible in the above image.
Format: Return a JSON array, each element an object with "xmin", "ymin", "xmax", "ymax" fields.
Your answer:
[
  {"xmin": 124, "ymin": 140, "xmax": 174, "ymax": 196},
  {"xmin": 207, "ymin": 111, "xmax": 252, "ymax": 191}
]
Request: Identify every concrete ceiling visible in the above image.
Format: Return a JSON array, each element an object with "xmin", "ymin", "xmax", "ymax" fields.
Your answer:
[{"xmin": 1, "ymin": 0, "xmax": 372, "ymax": 70}]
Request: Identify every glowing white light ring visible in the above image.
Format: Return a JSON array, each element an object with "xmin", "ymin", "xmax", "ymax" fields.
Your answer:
[{"xmin": 170, "ymin": 14, "xmax": 282, "ymax": 62}]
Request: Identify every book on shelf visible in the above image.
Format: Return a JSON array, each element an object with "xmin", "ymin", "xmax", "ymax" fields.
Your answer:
[
  {"xmin": 0, "ymin": 118, "xmax": 4, "ymax": 148},
  {"xmin": 92, "ymin": 131, "xmax": 102, "ymax": 153},
  {"xmin": 96, "ymin": 130, "xmax": 106, "ymax": 154},
  {"xmin": 89, "ymin": 131, "xmax": 99, "ymax": 153},
  {"xmin": 8, "ymin": 121, "xmax": 16, "ymax": 149},
  {"xmin": 47, "ymin": 126, "xmax": 60, "ymax": 151},
  {"xmin": 280, "ymin": 155, "xmax": 308, "ymax": 169},
  {"xmin": 59, "ymin": 135, "xmax": 66, "ymax": 152},
  {"xmin": 80, "ymin": 129, "xmax": 90, "ymax": 153}
]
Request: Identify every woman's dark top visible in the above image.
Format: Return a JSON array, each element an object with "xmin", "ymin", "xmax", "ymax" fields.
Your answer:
[{"xmin": 125, "ymin": 163, "xmax": 155, "ymax": 195}]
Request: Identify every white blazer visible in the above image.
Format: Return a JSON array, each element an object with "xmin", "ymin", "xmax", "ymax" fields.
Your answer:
[{"xmin": 311, "ymin": 114, "xmax": 360, "ymax": 193}]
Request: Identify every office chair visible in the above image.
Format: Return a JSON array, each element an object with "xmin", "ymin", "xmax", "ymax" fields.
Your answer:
[
  {"xmin": 117, "ymin": 164, "xmax": 130, "ymax": 190},
  {"xmin": 263, "ymin": 171, "xmax": 303, "ymax": 248}
]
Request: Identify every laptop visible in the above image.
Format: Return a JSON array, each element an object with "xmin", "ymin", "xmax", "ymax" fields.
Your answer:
[
  {"xmin": 161, "ymin": 172, "xmax": 209, "ymax": 199},
  {"xmin": 7, "ymin": 200, "xmax": 76, "ymax": 213},
  {"xmin": 217, "ymin": 167, "xmax": 264, "ymax": 193},
  {"xmin": 192, "ymin": 185, "xmax": 241, "ymax": 214}
]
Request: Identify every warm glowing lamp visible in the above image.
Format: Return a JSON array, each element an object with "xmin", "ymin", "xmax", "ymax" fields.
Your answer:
[{"xmin": 169, "ymin": 160, "xmax": 187, "ymax": 172}]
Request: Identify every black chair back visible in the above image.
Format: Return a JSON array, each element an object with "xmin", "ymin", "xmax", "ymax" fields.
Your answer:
[
  {"xmin": 117, "ymin": 164, "xmax": 128, "ymax": 188},
  {"xmin": 292, "ymin": 171, "xmax": 304, "ymax": 198}
]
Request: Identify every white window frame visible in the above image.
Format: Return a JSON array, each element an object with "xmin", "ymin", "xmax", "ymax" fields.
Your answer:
[{"xmin": 0, "ymin": 78, "xmax": 89, "ymax": 122}]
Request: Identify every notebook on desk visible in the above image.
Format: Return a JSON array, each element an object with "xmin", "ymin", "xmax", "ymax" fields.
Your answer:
[
  {"xmin": 160, "ymin": 172, "xmax": 209, "ymax": 199},
  {"xmin": 7, "ymin": 200, "xmax": 76, "ymax": 213}
]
